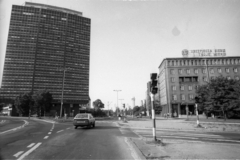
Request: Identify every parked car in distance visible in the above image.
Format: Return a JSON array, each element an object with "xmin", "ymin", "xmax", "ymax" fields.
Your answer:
[{"xmin": 73, "ymin": 113, "xmax": 95, "ymax": 129}]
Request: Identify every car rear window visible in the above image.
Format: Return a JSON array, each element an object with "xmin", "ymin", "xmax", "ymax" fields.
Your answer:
[{"xmin": 75, "ymin": 114, "xmax": 88, "ymax": 118}]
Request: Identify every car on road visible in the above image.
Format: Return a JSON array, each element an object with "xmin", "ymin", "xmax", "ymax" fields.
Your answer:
[{"xmin": 73, "ymin": 113, "xmax": 95, "ymax": 129}]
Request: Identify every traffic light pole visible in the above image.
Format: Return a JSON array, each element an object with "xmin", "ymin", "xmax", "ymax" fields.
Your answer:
[
  {"xmin": 195, "ymin": 103, "xmax": 200, "ymax": 126},
  {"xmin": 150, "ymin": 93, "xmax": 156, "ymax": 141}
]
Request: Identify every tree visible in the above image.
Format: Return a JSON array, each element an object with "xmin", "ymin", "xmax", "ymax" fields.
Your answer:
[
  {"xmin": 196, "ymin": 76, "xmax": 240, "ymax": 120},
  {"xmin": 33, "ymin": 90, "xmax": 53, "ymax": 117},
  {"xmin": 14, "ymin": 92, "xmax": 33, "ymax": 117},
  {"xmin": 0, "ymin": 103, "xmax": 3, "ymax": 113},
  {"xmin": 154, "ymin": 93, "xmax": 162, "ymax": 115},
  {"xmin": 14, "ymin": 90, "xmax": 53, "ymax": 117},
  {"xmin": 133, "ymin": 106, "xmax": 140, "ymax": 116},
  {"xmin": 93, "ymin": 99, "xmax": 104, "ymax": 110}
]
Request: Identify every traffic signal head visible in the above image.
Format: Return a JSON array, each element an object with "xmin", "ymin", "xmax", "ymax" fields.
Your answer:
[
  {"xmin": 150, "ymin": 73, "xmax": 157, "ymax": 80},
  {"xmin": 123, "ymin": 104, "xmax": 125, "ymax": 108},
  {"xmin": 195, "ymin": 96, "xmax": 200, "ymax": 103},
  {"xmin": 150, "ymin": 73, "xmax": 158, "ymax": 94},
  {"xmin": 151, "ymin": 87, "xmax": 158, "ymax": 94}
]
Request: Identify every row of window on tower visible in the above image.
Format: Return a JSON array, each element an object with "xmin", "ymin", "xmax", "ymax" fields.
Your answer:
[
  {"xmin": 172, "ymin": 94, "xmax": 194, "ymax": 101},
  {"xmin": 171, "ymin": 76, "xmax": 239, "ymax": 83},
  {"xmin": 170, "ymin": 68, "xmax": 238, "ymax": 75},
  {"xmin": 168, "ymin": 58, "xmax": 240, "ymax": 66}
]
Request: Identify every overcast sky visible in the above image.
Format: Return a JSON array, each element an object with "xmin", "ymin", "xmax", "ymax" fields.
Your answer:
[{"xmin": 0, "ymin": 0, "xmax": 240, "ymax": 110}]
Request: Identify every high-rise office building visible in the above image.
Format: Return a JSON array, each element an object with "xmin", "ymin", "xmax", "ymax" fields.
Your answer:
[
  {"xmin": 158, "ymin": 49, "xmax": 240, "ymax": 117},
  {"xmin": 0, "ymin": 2, "xmax": 91, "ymax": 114}
]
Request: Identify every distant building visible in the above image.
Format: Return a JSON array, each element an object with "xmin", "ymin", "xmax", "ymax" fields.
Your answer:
[
  {"xmin": 158, "ymin": 49, "xmax": 240, "ymax": 117},
  {"xmin": 0, "ymin": 2, "xmax": 91, "ymax": 116}
]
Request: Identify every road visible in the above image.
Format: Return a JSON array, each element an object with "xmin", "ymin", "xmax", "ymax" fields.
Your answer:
[{"xmin": 0, "ymin": 117, "xmax": 139, "ymax": 160}]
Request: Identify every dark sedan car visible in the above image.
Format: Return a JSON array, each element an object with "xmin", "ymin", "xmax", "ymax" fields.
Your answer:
[{"xmin": 73, "ymin": 113, "xmax": 95, "ymax": 129}]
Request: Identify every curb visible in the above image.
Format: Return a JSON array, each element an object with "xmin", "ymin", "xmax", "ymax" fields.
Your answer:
[
  {"xmin": 31, "ymin": 118, "xmax": 57, "ymax": 124},
  {"xmin": 125, "ymin": 137, "xmax": 146, "ymax": 160},
  {"xmin": 0, "ymin": 120, "xmax": 29, "ymax": 135}
]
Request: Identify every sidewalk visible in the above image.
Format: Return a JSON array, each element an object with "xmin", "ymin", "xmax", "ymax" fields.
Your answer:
[
  {"xmin": 121, "ymin": 116, "xmax": 240, "ymax": 132},
  {"xmin": 123, "ymin": 117, "xmax": 240, "ymax": 159}
]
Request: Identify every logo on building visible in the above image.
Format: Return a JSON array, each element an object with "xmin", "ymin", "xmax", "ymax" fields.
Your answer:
[
  {"xmin": 182, "ymin": 49, "xmax": 226, "ymax": 57},
  {"xmin": 182, "ymin": 49, "xmax": 189, "ymax": 57}
]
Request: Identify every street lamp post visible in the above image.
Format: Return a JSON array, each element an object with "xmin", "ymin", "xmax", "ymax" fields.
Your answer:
[
  {"xmin": 113, "ymin": 90, "xmax": 121, "ymax": 116},
  {"xmin": 107, "ymin": 101, "xmax": 112, "ymax": 116},
  {"xmin": 58, "ymin": 67, "xmax": 72, "ymax": 118}
]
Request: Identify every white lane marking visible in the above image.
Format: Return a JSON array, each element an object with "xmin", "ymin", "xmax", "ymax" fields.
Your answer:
[
  {"xmin": 57, "ymin": 130, "xmax": 64, "ymax": 133},
  {"xmin": 13, "ymin": 151, "xmax": 24, "ymax": 158},
  {"xmin": 17, "ymin": 143, "xmax": 42, "ymax": 160},
  {"xmin": 44, "ymin": 136, "xmax": 49, "ymax": 139},
  {"xmin": 67, "ymin": 127, "xmax": 71, "ymax": 130},
  {"xmin": 51, "ymin": 122, "xmax": 55, "ymax": 130},
  {"xmin": 27, "ymin": 143, "xmax": 35, "ymax": 148},
  {"xmin": 48, "ymin": 132, "xmax": 51, "ymax": 134},
  {"xmin": 0, "ymin": 120, "xmax": 29, "ymax": 135}
]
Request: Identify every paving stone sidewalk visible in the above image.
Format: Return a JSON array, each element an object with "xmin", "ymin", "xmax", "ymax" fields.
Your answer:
[{"xmin": 121, "ymin": 117, "xmax": 240, "ymax": 132}]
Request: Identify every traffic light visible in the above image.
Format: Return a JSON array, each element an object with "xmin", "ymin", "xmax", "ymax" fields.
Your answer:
[
  {"xmin": 150, "ymin": 73, "xmax": 158, "ymax": 94},
  {"xmin": 195, "ymin": 96, "xmax": 200, "ymax": 103},
  {"xmin": 123, "ymin": 103, "xmax": 125, "ymax": 108}
]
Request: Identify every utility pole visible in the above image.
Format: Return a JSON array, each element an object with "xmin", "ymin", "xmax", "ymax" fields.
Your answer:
[
  {"xmin": 58, "ymin": 67, "xmax": 72, "ymax": 118},
  {"xmin": 107, "ymin": 101, "xmax": 112, "ymax": 116},
  {"xmin": 113, "ymin": 90, "xmax": 121, "ymax": 116}
]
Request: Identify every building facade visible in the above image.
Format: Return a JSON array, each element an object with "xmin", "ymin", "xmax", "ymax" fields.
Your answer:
[
  {"xmin": 0, "ymin": 2, "xmax": 91, "ymax": 115},
  {"xmin": 158, "ymin": 55, "xmax": 240, "ymax": 117}
]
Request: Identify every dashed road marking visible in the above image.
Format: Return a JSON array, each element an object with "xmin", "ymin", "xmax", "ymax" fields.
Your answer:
[
  {"xmin": 17, "ymin": 142, "xmax": 42, "ymax": 160},
  {"xmin": 44, "ymin": 136, "xmax": 49, "ymax": 139},
  {"xmin": 67, "ymin": 127, "xmax": 71, "ymax": 130},
  {"xmin": 27, "ymin": 143, "xmax": 35, "ymax": 148},
  {"xmin": 13, "ymin": 151, "xmax": 24, "ymax": 158},
  {"xmin": 57, "ymin": 130, "xmax": 64, "ymax": 133},
  {"xmin": 48, "ymin": 132, "xmax": 51, "ymax": 134}
]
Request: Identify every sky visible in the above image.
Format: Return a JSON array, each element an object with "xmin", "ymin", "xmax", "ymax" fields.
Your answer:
[{"xmin": 0, "ymin": 0, "xmax": 240, "ymax": 111}]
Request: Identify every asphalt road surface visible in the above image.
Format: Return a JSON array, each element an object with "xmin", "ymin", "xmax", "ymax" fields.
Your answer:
[{"xmin": 0, "ymin": 117, "xmax": 139, "ymax": 160}]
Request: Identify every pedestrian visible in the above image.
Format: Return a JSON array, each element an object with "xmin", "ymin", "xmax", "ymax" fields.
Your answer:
[
  {"xmin": 167, "ymin": 113, "xmax": 169, "ymax": 119},
  {"xmin": 55, "ymin": 112, "xmax": 58, "ymax": 119}
]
